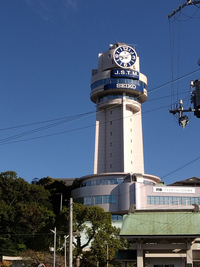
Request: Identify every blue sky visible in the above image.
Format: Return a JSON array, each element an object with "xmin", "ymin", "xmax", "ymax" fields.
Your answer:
[{"xmin": 1, "ymin": 0, "xmax": 200, "ymax": 184}]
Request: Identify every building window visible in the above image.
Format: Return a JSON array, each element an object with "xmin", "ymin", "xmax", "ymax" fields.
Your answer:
[
  {"xmin": 110, "ymin": 164, "xmax": 112, "ymax": 168},
  {"xmin": 131, "ymin": 161, "xmax": 132, "ymax": 164},
  {"xmin": 110, "ymin": 132, "xmax": 112, "ymax": 136},
  {"xmin": 130, "ymin": 129, "xmax": 132, "ymax": 132},
  {"xmin": 110, "ymin": 111, "xmax": 112, "ymax": 114},
  {"xmin": 110, "ymin": 142, "xmax": 112, "ymax": 146},
  {"xmin": 131, "ymin": 150, "xmax": 132, "ymax": 154},
  {"xmin": 130, "ymin": 139, "xmax": 132, "ymax": 143},
  {"xmin": 110, "ymin": 121, "xmax": 112, "ymax": 125},
  {"xmin": 110, "ymin": 153, "xmax": 113, "ymax": 157},
  {"xmin": 130, "ymin": 118, "xmax": 132, "ymax": 122},
  {"xmin": 112, "ymin": 215, "xmax": 123, "ymax": 221},
  {"xmin": 147, "ymin": 196, "xmax": 200, "ymax": 206}
]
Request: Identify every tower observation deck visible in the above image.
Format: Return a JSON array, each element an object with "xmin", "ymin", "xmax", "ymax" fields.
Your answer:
[{"xmin": 91, "ymin": 42, "xmax": 147, "ymax": 174}]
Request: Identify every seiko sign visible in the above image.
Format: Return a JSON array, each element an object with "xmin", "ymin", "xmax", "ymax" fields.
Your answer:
[
  {"xmin": 111, "ymin": 69, "xmax": 139, "ymax": 79},
  {"xmin": 104, "ymin": 83, "xmax": 143, "ymax": 92},
  {"xmin": 153, "ymin": 187, "xmax": 195, "ymax": 194}
]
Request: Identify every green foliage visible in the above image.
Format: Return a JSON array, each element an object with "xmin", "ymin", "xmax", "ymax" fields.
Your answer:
[
  {"xmin": 0, "ymin": 171, "xmax": 55, "ymax": 256},
  {"xmin": 58, "ymin": 203, "xmax": 128, "ymax": 267},
  {"xmin": 0, "ymin": 171, "xmax": 127, "ymax": 267},
  {"xmin": 32, "ymin": 176, "xmax": 71, "ymax": 214}
]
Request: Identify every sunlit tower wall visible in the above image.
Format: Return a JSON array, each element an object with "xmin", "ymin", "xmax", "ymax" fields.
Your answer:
[{"xmin": 91, "ymin": 42, "xmax": 148, "ymax": 174}]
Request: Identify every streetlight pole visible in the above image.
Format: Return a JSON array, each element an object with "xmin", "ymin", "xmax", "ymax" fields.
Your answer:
[
  {"xmin": 64, "ymin": 235, "xmax": 69, "ymax": 267},
  {"xmin": 50, "ymin": 227, "xmax": 56, "ymax": 267},
  {"xmin": 69, "ymin": 198, "xmax": 73, "ymax": 267}
]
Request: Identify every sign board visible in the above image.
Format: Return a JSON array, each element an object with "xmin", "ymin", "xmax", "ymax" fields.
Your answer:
[
  {"xmin": 111, "ymin": 69, "xmax": 139, "ymax": 79},
  {"xmin": 153, "ymin": 187, "xmax": 195, "ymax": 194}
]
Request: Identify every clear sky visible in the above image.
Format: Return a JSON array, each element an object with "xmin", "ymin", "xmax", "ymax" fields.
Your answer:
[{"xmin": 1, "ymin": 0, "xmax": 200, "ymax": 184}]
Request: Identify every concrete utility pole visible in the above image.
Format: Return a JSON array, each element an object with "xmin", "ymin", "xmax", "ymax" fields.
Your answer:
[
  {"xmin": 69, "ymin": 198, "xmax": 73, "ymax": 267},
  {"xmin": 168, "ymin": 0, "xmax": 200, "ymax": 18},
  {"xmin": 50, "ymin": 227, "xmax": 56, "ymax": 267}
]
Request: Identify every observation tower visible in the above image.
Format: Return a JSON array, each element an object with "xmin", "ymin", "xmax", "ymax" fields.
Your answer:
[
  {"xmin": 71, "ymin": 42, "xmax": 160, "ymax": 213},
  {"xmin": 91, "ymin": 42, "xmax": 147, "ymax": 174}
]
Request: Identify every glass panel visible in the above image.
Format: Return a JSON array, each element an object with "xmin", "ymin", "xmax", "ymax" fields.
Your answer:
[
  {"xmin": 103, "ymin": 195, "xmax": 108, "ymax": 204},
  {"xmin": 169, "ymin": 197, "xmax": 173, "ymax": 204},
  {"xmin": 86, "ymin": 181, "xmax": 91, "ymax": 186},
  {"xmin": 112, "ymin": 215, "xmax": 117, "ymax": 220},
  {"xmin": 91, "ymin": 196, "xmax": 94, "ymax": 205},
  {"xmin": 95, "ymin": 195, "xmax": 102, "ymax": 204},
  {"xmin": 101, "ymin": 179, "xmax": 108, "ymax": 185},
  {"xmin": 183, "ymin": 197, "xmax": 186, "ymax": 205},
  {"xmin": 178, "ymin": 197, "xmax": 182, "ymax": 205},
  {"xmin": 96, "ymin": 180, "xmax": 100, "ymax": 185},
  {"xmin": 147, "ymin": 196, "xmax": 151, "ymax": 204},
  {"xmin": 152, "ymin": 196, "xmax": 156, "ymax": 204},
  {"xmin": 118, "ymin": 179, "xmax": 123, "ymax": 184},
  {"xmin": 160, "ymin": 196, "xmax": 164, "ymax": 204},
  {"xmin": 84, "ymin": 197, "xmax": 91, "ymax": 205},
  {"xmin": 187, "ymin": 197, "xmax": 191, "ymax": 205},
  {"xmin": 91, "ymin": 180, "xmax": 96, "ymax": 186},
  {"xmin": 165, "ymin": 196, "xmax": 169, "ymax": 205},
  {"xmin": 111, "ymin": 195, "xmax": 116, "ymax": 204},
  {"xmin": 174, "ymin": 197, "xmax": 178, "ymax": 205},
  {"xmin": 156, "ymin": 196, "xmax": 160, "ymax": 205}
]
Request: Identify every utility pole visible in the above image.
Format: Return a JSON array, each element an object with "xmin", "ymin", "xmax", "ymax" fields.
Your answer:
[
  {"xmin": 69, "ymin": 198, "xmax": 73, "ymax": 267},
  {"xmin": 168, "ymin": 0, "xmax": 200, "ymax": 19},
  {"xmin": 50, "ymin": 227, "xmax": 56, "ymax": 267}
]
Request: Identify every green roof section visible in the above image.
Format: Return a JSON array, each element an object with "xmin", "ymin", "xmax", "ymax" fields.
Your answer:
[{"xmin": 120, "ymin": 212, "xmax": 200, "ymax": 236}]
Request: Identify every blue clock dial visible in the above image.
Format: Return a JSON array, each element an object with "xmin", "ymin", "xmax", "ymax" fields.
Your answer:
[{"xmin": 113, "ymin": 45, "xmax": 137, "ymax": 68}]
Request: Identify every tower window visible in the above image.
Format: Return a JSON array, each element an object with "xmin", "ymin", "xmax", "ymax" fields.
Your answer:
[
  {"xmin": 130, "ymin": 139, "xmax": 132, "ymax": 143},
  {"xmin": 110, "ymin": 153, "xmax": 113, "ymax": 157},
  {"xmin": 110, "ymin": 111, "xmax": 112, "ymax": 114},
  {"xmin": 130, "ymin": 129, "xmax": 132, "ymax": 132},
  {"xmin": 110, "ymin": 164, "xmax": 112, "ymax": 168},
  {"xmin": 110, "ymin": 132, "xmax": 112, "ymax": 136},
  {"xmin": 130, "ymin": 118, "xmax": 132, "ymax": 122},
  {"xmin": 110, "ymin": 121, "xmax": 112, "ymax": 125},
  {"xmin": 110, "ymin": 142, "xmax": 112, "ymax": 146}
]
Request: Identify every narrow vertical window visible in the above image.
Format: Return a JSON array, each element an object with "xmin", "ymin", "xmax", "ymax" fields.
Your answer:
[
  {"xmin": 110, "ymin": 132, "xmax": 112, "ymax": 136},
  {"xmin": 110, "ymin": 121, "xmax": 112, "ymax": 125}
]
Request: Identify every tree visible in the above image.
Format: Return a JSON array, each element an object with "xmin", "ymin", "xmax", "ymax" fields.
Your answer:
[
  {"xmin": 57, "ymin": 203, "xmax": 128, "ymax": 267},
  {"xmin": 19, "ymin": 249, "xmax": 65, "ymax": 267},
  {"xmin": 32, "ymin": 176, "xmax": 72, "ymax": 214},
  {"xmin": 0, "ymin": 171, "xmax": 55, "ymax": 256}
]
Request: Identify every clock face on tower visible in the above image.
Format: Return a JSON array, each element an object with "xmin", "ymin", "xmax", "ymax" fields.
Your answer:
[{"xmin": 113, "ymin": 45, "xmax": 137, "ymax": 68}]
